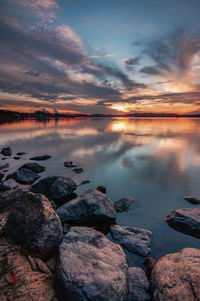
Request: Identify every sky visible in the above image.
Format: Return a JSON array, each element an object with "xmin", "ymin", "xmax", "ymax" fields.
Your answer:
[{"xmin": 0, "ymin": 0, "xmax": 200, "ymax": 114}]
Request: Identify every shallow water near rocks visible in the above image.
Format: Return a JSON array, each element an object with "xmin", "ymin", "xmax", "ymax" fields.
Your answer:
[{"xmin": 1, "ymin": 117, "xmax": 200, "ymax": 262}]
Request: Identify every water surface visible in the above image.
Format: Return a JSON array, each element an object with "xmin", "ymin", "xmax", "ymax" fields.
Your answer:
[{"xmin": 1, "ymin": 117, "xmax": 200, "ymax": 262}]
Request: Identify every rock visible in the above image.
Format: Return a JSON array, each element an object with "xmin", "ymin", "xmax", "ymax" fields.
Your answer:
[
  {"xmin": 128, "ymin": 267, "xmax": 151, "ymax": 301},
  {"xmin": 1, "ymin": 147, "xmax": 12, "ymax": 156},
  {"xmin": 31, "ymin": 176, "xmax": 77, "ymax": 205},
  {"xmin": 14, "ymin": 156, "xmax": 20, "ymax": 160},
  {"xmin": 2, "ymin": 157, "xmax": 7, "ymax": 160},
  {"xmin": 80, "ymin": 180, "xmax": 90, "ymax": 185},
  {"xmin": 114, "ymin": 197, "xmax": 134, "ymax": 212},
  {"xmin": 0, "ymin": 171, "xmax": 4, "ymax": 182},
  {"xmin": 110, "ymin": 225, "xmax": 152, "ymax": 257},
  {"xmin": 3, "ymin": 188, "xmax": 63, "ymax": 258},
  {"xmin": 151, "ymin": 248, "xmax": 200, "ymax": 301},
  {"xmin": 96, "ymin": 185, "xmax": 106, "ymax": 194},
  {"xmin": 143, "ymin": 257, "xmax": 156, "ymax": 279},
  {"xmin": 0, "ymin": 163, "xmax": 9, "ymax": 171},
  {"xmin": 0, "ymin": 237, "xmax": 55, "ymax": 301},
  {"xmin": 16, "ymin": 152, "xmax": 26, "ymax": 156},
  {"xmin": 30, "ymin": 155, "xmax": 51, "ymax": 161},
  {"xmin": 73, "ymin": 167, "xmax": 83, "ymax": 173},
  {"xmin": 56, "ymin": 189, "xmax": 117, "ymax": 226},
  {"xmin": 0, "ymin": 179, "xmax": 18, "ymax": 192},
  {"xmin": 64, "ymin": 161, "xmax": 77, "ymax": 167},
  {"xmin": 165, "ymin": 208, "xmax": 200, "ymax": 238},
  {"xmin": 6, "ymin": 168, "xmax": 40, "ymax": 185},
  {"xmin": 50, "ymin": 200, "xmax": 57, "ymax": 210},
  {"xmin": 57, "ymin": 226, "xmax": 128, "ymax": 300},
  {"xmin": 184, "ymin": 196, "xmax": 200, "ymax": 204},
  {"xmin": 19, "ymin": 162, "xmax": 45, "ymax": 174}
]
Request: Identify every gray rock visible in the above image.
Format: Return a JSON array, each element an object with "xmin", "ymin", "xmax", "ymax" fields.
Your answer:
[
  {"xmin": 30, "ymin": 155, "xmax": 51, "ymax": 161},
  {"xmin": 64, "ymin": 161, "xmax": 77, "ymax": 167},
  {"xmin": 96, "ymin": 185, "xmax": 106, "ymax": 194},
  {"xmin": 6, "ymin": 168, "xmax": 40, "ymax": 185},
  {"xmin": 1, "ymin": 147, "xmax": 12, "ymax": 156},
  {"xmin": 57, "ymin": 226, "xmax": 128, "ymax": 301},
  {"xmin": 110, "ymin": 225, "xmax": 152, "ymax": 257},
  {"xmin": 50, "ymin": 200, "xmax": 57, "ymax": 211},
  {"xmin": 128, "ymin": 267, "xmax": 151, "ymax": 301},
  {"xmin": 151, "ymin": 248, "xmax": 200, "ymax": 301},
  {"xmin": 114, "ymin": 197, "xmax": 134, "ymax": 212},
  {"xmin": 19, "ymin": 162, "xmax": 45, "ymax": 174},
  {"xmin": 31, "ymin": 176, "xmax": 77, "ymax": 204},
  {"xmin": 0, "ymin": 178, "xmax": 18, "ymax": 192},
  {"xmin": 3, "ymin": 188, "xmax": 63, "ymax": 258},
  {"xmin": 184, "ymin": 196, "xmax": 200, "ymax": 204},
  {"xmin": 73, "ymin": 167, "xmax": 83, "ymax": 173},
  {"xmin": 165, "ymin": 208, "xmax": 200, "ymax": 238},
  {"xmin": 56, "ymin": 189, "xmax": 117, "ymax": 226},
  {"xmin": 0, "ymin": 163, "xmax": 9, "ymax": 171}
]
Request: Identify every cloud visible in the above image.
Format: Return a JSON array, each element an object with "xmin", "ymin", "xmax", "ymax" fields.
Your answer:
[
  {"xmin": 140, "ymin": 66, "xmax": 161, "ymax": 75},
  {"xmin": 123, "ymin": 57, "xmax": 140, "ymax": 71}
]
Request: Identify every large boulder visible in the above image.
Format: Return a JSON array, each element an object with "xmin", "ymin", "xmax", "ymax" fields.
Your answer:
[
  {"xmin": 0, "ymin": 237, "xmax": 55, "ymax": 301},
  {"xmin": 56, "ymin": 189, "xmax": 117, "ymax": 226},
  {"xmin": 2, "ymin": 188, "xmax": 63, "ymax": 258},
  {"xmin": 165, "ymin": 208, "xmax": 200, "ymax": 238},
  {"xmin": 57, "ymin": 226, "xmax": 128, "ymax": 301},
  {"xmin": 110, "ymin": 225, "xmax": 152, "ymax": 257},
  {"xmin": 6, "ymin": 168, "xmax": 40, "ymax": 185},
  {"xmin": 114, "ymin": 197, "xmax": 134, "ymax": 213},
  {"xmin": 19, "ymin": 163, "xmax": 45, "ymax": 174},
  {"xmin": 151, "ymin": 248, "xmax": 200, "ymax": 301},
  {"xmin": 1, "ymin": 147, "xmax": 12, "ymax": 156},
  {"xmin": 128, "ymin": 267, "xmax": 151, "ymax": 301},
  {"xmin": 31, "ymin": 176, "xmax": 77, "ymax": 205}
]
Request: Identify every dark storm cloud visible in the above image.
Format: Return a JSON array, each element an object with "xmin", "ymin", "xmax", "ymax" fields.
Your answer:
[
  {"xmin": 140, "ymin": 66, "xmax": 161, "ymax": 75},
  {"xmin": 98, "ymin": 91, "xmax": 200, "ymax": 105},
  {"xmin": 141, "ymin": 28, "xmax": 200, "ymax": 76}
]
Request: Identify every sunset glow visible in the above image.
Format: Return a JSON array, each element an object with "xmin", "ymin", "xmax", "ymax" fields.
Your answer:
[{"xmin": 0, "ymin": 0, "xmax": 200, "ymax": 114}]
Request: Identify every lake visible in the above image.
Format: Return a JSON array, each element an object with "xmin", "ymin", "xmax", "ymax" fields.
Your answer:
[{"xmin": 1, "ymin": 117, "xmax": 200, "ymax": 264}]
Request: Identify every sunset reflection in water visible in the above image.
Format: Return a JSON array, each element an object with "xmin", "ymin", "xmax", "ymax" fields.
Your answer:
[{"xmin": 1, "ymin": 117, "xmax": 200, "ymax": 260}]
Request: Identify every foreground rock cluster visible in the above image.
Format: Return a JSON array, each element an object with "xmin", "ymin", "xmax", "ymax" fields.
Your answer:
[{"xmin": 1, "ymin": 146, "xmax": 200, "ymax": 300}]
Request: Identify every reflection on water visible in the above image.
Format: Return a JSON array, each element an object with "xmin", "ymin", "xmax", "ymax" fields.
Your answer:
[{"xmin": 1, "ymin": 117, "xmax": 200, "ymax": 260}]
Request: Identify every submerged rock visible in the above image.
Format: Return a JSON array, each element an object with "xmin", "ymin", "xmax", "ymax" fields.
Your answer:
[
  {"xmin": 128, "ymin": 267, "xmax": 151, "ymax": 301},
  {"xmin": 56, "ymin": 189, "xmax": 117, "ymax": 226},
  {"xmin": 114, "ymin": 197, "xmax": 134, "ymax": 212},
  {"xmin": 57, "ymin": 226, "xmax": 128, "ymax": 301},
  {"xmin": 19, "ymin": 162, "xmax": 45, "ymax": 174},
  {"xmin": 184, "ymin": 195, "xmax": 200, "ymax": 204},
  {"xmin": 165, "ymin": 208, "xmax": 200, "ymax": 238},
  {"xmin": 110, "ymin": 225, "xmax": 152, "ymax": 257},
  {"xmin": 0, "ymin": 163, "xmax": 9, "ymax": 171},
  {"xmin": 73, "ymin": 167, "xmax": 83, "ymax": 173},
  {"xmin": 6, "ymin": 168, "xmax": 40, "ymax": 185},
  {"xmin": 14, "ymin": 156, "xmax": 20, "ymax": 160},
  {"xmin": 30, "ymin": 155, "xmax": 51, "ymax": 161},
  {"xmin": 64, "ymin": 161, "xmax": 77, "ymax": 168},
  {"xmin": 16, "ymin": 152, "xmax": 26, "ymax": 156},
  {"xmin": 1, "ymin": 147, "xmax": 12, "ymax": 156},
  {"xmin": 80, "ymin": 180, "xmax": 90, "ymax": 185},
  {"xmin": 31, "ymin": 176, "xmax": 77, "ymax": 205},
  {"xmin": 151, "ymin": 248, "xmax": 200, "ymax": 301},
  {"xmin": 0, "ymin": 237, "xmax": 55, "ymax": 301},
  {"xmin": 3, "ymin": 188, "xmax": 63, "ymax": 258},
  {"xmin": 0, "ymin": 171, "xmax": 4, "ymax": 182},
  {"xmin": 96, "ymin": 185, "xmax": 106, "ymax": 194}
]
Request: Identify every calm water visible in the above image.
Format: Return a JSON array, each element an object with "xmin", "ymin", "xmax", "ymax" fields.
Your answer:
[{"xmin": 1, "ymin": 117, "xmax": 200, "ymax": 262}]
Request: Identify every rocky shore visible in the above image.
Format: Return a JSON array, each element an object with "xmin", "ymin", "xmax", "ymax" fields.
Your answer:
[{"xmin": 1, "ymin": 146, "xmax": 200, "ymax": 300}]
